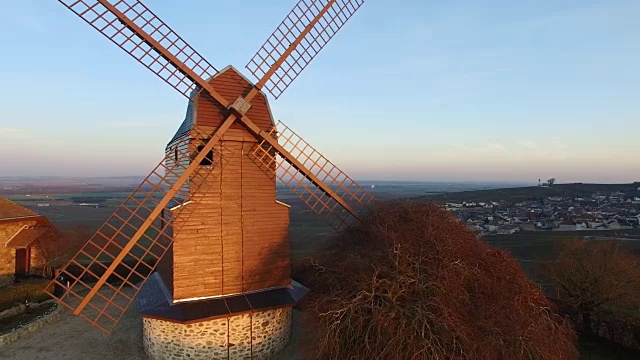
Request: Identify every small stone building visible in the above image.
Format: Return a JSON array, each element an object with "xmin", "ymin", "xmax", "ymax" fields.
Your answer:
[{"xmin": 0, "ymin": 196, "xmax": 60, "ymax": 287}]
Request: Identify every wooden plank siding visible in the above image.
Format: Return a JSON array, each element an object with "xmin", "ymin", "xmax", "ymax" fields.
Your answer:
[
  {"xmin": 196, "ymin": 66, "xmax": 274, "ymax": 132},
  {"xmin": 220, "ymin": 141, "xmax": 243, "ymax": 294},
  {"xmin": 155, "ymin": 242, "xmax": 174, "ymax": 296},
  {"xmin": 241, "ymin": 141, "xmax": 290, "ymax": 292},
  {"xmin": 164, "ymin": 66, "xmax": 288, "ymax": 302},
  {"xmin": 172, "ymin": 150, "xmax": 224, "ymax": 300},
  {"xmin": 171, "ymin": 136, "xmax": 290, "ymax": 301}
]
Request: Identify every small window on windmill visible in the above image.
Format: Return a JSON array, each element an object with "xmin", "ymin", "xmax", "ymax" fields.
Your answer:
[
  {"xmin": 174, "ymin": 147, "xmax": 178, "ymax": 162},
  {"xmin": 196, "ymin": 145, "xmax": 214, "ymax": 166}
]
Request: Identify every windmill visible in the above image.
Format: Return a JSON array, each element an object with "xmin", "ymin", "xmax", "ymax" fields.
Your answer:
[{"xmin": 44, "ymin": 0, "xmax": 374, "ymax": 358}]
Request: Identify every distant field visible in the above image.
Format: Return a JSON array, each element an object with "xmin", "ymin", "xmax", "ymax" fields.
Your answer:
[
  {"xmin": 12, "ymin": 180, "xmax": 640, "ymax": 277},
  {"xmin": 485, "ymin": 229, "xmax": 640, "ymax": 258},
  {"xmin": 21, "ymin": 205, "xmax": 116, "ymax": 230},
  {"xmin": 8, "ymin": 180, "xmax": 512, "ymax": 249},
  {"xmin": 484, "ymin": 229, "xmax": 640, "ymax": 281},
  {"xmin": 15, "ymin": 192, "xmax": 336, "ymax": 256},
  {"xmin": 5, "ymin": 192, "xmax": 133, "ymax": 200},
  {"xmin": 6, "ymin": 192, "xmax": 157, "ymax": 208},
  {"xmin": 423, "ymin": 182, "xmax": 640, "ymax": 203}
]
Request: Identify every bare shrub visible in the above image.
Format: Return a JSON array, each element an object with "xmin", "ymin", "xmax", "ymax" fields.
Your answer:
[
  {"xmin": 295, "ymin": 202, "xmax": 577, "ymax": 360},
  {"xmin": 541, "ymin": 239, "xmax": 640, "ymax": 337}
]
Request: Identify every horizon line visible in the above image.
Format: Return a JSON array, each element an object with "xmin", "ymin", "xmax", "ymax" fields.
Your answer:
[{"xmin": 1, "ymin": 175, "xmax": 638, "ymax": 185}]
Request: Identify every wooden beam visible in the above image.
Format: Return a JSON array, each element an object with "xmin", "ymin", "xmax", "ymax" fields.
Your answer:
[
  {"xmin": 237, "ymin": 115, "xmax": 359, "ymax": 219},
  {"xmin": 73, "ymin": 114, "xmax": 238, "ymax": 316},
  {"xmin": 96, "ymin": 0, "xmax": 230, "ymax": 108},
  {"xmin": 249, "ymin": 0, "xmax": 338, "ymax": 97}
]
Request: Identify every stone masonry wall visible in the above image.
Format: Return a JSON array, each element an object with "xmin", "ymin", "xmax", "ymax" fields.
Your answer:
[
  {"xmin": 0, "ymin": 247, "xmax": 15, "ymax": 287},
  {"xmin": 30, "ymin": 232, "xmax": 53, "ymax": 276},
  {"xmin": 143, "ymin": 306, "xmax": 292, "ymax": 360},
  {"xmin": 0, "ymin": 222, "xmax": 25, "ymax": 287}
]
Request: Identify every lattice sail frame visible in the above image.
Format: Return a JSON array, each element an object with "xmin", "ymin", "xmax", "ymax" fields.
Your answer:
[
  {"xmin": 59, "ymin": 0, "xmax": 218, "ymax": 97},
  {"xmin": 246, "ymin": 0, "xmax": 365, "ymax": 99},
  {"xmin": 251, "ymin": 121, "xmax": 375, "ymax": 230},
  {"xmin": 48, "ymin": 0, "xmax": 371, "ymax": 334},
  {"xmin": 45, "ymin": 128, "xmax": 227, "ymax": 334}
]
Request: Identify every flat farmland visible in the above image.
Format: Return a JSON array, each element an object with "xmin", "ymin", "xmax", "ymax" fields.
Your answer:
[
  {"xmin": 483, "ymin": 229, "xmax": 640, "ymax": 281},
  {"xmin": 485, "ymin": 229, "xmax": 640, "ymax": 260},
  {"xmin": 9, "ymin": 191, "xmax": 335, "ymax": 275},
  {"xmin": 20, "ymin": 205, "xmax": 117, "ymax": 230},
  {"xmin": 11, "ymin": 181, "xmax": 639, "ymax": 268}
]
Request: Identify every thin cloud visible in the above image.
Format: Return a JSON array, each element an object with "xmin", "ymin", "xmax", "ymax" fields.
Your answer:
[
  {"xmin": 487, "ymin": 142, "xmax": 506, "ymax": 151},
  {"xmin": 551, "ymin": 137, "xmax": 569, "ymax": 150}
]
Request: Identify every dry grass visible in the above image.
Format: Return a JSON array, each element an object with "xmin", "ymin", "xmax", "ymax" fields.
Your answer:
[
  {"xmin": 295, "ymin": 201, "xmax": 578, "ymax": 360},
  {"xmin": 0, "ymin": 279, "xmax": 51, "ymax": 312},
  {"xmin": 0, "ymin": 302, "xmax": 56, "ymax": 334}
]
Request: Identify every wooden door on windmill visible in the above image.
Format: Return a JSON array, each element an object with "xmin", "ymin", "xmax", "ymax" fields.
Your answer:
[{"xmin": 15, "ymin": 248, "xmax": 30, "ymax": 276}]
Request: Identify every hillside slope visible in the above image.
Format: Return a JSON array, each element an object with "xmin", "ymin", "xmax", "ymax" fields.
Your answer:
[{"xmin": 421, "ymin": 182, "xmax": 640, "ymax": 203}]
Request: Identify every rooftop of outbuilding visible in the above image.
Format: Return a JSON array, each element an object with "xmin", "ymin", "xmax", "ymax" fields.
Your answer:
[{"xmin": 0, "ymin": 196, "xmax": 38, "ymax": 220}]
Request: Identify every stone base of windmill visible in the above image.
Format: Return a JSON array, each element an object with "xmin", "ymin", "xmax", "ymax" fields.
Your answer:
[{"xmin": 142, "ymin": 307, "xmax": 292, "ymax": 360}]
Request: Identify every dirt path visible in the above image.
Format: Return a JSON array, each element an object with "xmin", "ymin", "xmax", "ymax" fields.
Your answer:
[
  {"xmin": 0, "ymin": 306, "xmax": 145, "ymax": 359},
  {"xmin": 0, "ymin": 306, "xmax": 306, "ymax": 359}
]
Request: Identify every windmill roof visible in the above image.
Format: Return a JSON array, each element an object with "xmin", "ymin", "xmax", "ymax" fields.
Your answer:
[
  {"xmin": 0, "ymin": 196, "xmax": 38, "ymax": 220},
  {"xmin": 139, "ymin": 288, "xmax": 296, "ymax": 323},
  {"xmin": 137, "ymin": 275, "xmax": 306, "ymax": 323},
  {"xmin": 166, "ymin": 65, "xmax": 274, "ymax": 148},
  {"xmin": 167, "ymin": 90, "xmax": 197, "ymax": 147}
]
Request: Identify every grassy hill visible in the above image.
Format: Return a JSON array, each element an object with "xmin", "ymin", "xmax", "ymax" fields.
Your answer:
[{"xmin": 420, "ymin": 182, "xmax": 640, "ymax": 204}]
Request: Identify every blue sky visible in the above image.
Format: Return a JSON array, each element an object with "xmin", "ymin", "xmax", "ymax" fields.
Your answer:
[{"xmin": 0, "ymin": 0, "xmax": 638, "ymax": 183}]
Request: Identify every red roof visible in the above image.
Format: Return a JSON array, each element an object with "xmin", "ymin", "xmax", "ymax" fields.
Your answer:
[
  {"xmin": 0, "ymin": 196, "xmax": 37, "ymax": 220},
  {"xmin": 0, "ymin": 196, "xmax": 61, "ymax": 248}
]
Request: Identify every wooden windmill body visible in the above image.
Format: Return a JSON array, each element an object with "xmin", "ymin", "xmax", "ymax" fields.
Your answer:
[
  {"xmin": 161, "ymin": 66, "xmax": 291, "ymax": 302},
  {"xmin": 44, "ymin": 0, "xmax": 374, "ymax": 359}
]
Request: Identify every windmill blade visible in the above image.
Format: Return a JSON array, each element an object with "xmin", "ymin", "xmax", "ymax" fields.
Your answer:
[
  {"xmin": 245, "ymin": 0, "xmax": 365, "ymax": 99},
  {"xmin": 247, "ymin": 120, "xmax": 374, "ymax": 231},
  {"xmin": 44, "ymin": 125, "xmax": 232, "ymax": 334},
  {"xmin": 59, "ymin": 0, "xmax": 230, "ymax": 106}
]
